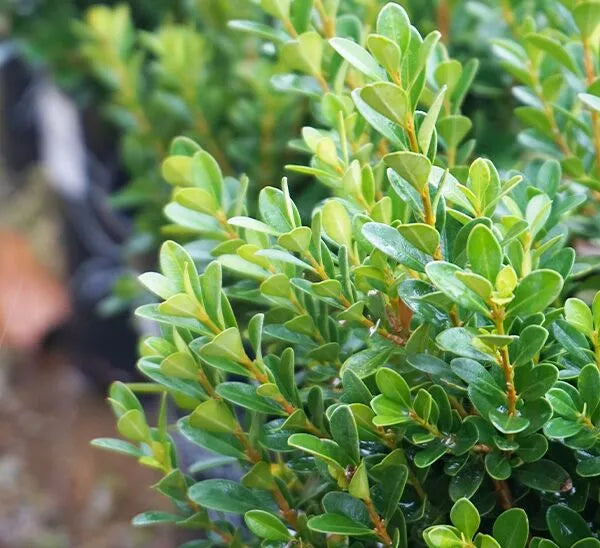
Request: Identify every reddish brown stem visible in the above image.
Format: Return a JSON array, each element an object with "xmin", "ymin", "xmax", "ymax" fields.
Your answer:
[
  {"xmin": 365, "ymin": 498, "xmax": 392, "ymax": 546},
  {"xmin": 493, "ymin": 479, "xmax": 513, "ymax": 510}
]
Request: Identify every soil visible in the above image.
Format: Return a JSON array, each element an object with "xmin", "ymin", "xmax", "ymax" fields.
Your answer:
[{"xmin": 0, "ymin": 349, "xmax": 177, "ymax": 548}]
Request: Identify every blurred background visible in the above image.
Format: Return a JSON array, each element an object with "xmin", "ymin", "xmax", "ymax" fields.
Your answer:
[{"xmin": 0, "ymin": 0, "xmax": 525, "ymax": 546}]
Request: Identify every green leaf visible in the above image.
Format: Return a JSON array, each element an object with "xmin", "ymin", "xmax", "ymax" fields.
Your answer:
[
  {"xmin": 341, "ymin": 370, "xmax": 373, "ymax": 405},
  {"xmin": 515, "ymin": 363, "xmax": 558, "ymax": 401},
  {"xmin": 526, "ymin": 194, "xmax": 552, "ymax": 238},
  {"xmin": 161, "ymin": 155, "xmax": 192, "ymax": 186},
  {"xmin": 437, "ymin": 115, "xmax": 472, "ymax": 148},
  {"xmin": 260, "ymin": 273, "xmax": 291, "ymax": 297},
  {"xmin": 456, "ymin": 271, "xmax": 493, "ymax": 300},
  {"xmin": 576, "ymin": 456, "xmax": 600, "ymax": 477},
  {"xmin": 323, "ymin": 492, "xmax": 370, "ymax": 525},
  {"xmin": 288, "ymin": 433, "xmax": 347, "ymax": 468},
  {"xmin": 367, "ymin": 34, "xmax": 401, "ymax": 76},
  {"xmin": 278, "ymin": 226, "xmax": 312, "ymax": 252},
  {"xmin": 572, "ymin": 1, "xmax": 600, "ymax": 38},
  {"xmin": 189, "ymin": 399, "xmax": 238, "ymax": 433},
  {"xmin": 307, "ymin": 514, "xmax": 374, "ymax": 536},
  {"xmin": 91, "ymin": 437, "xmax": 143, "ymax": 458},
  {"xmin": 489, "ymin": 409, "xmax": 530, "ymax": 434},
  {"xmin": 449, "ymin": 458, "xmax": 484, "ymax": 501},
  {"xmin": 423, "ymin": 526, "xmax": 463, "ymax": 548},
  {"xmin": 228, "ymin": 19, "xmax": 289, "ymax": 42},
  {"xmin": 507, "ymin": 270, "xmax": 563, "ymax": 319},
  {"xmin": 485, "ymin": 451, "xmax": 512, "ymax": 480},
  {"xmin": 244, "ymin": 510, "xmax": 291, "ymax": 541},
  {"xmin": 580, "ymin": 93, "xmax": 600, "ymax": 113},
  {"xmin": 132, "ymin": 511, "xmax": 179, "ymax": 527},
  {"xmin": 281, "ymin": 31, "xmax": 324, "ymax": 75},
  {"xmin": 388, "ymin": 167, "xmax": 424, "ymax": 214},
  {"xmin": 467, "ymin": 224, "xmax": 502, "ymax": 282},
  {"xmin": 516, "ymin": 433, "xmax": 548, "ymax": 462},
  {"xmin": 414, "ymin": 440, "xmax": 448, "ymax": 467},
  {"xmin": 341, "ymin": 347, "xmax": 393, "ymax": 378},
  {"xmin": 351, "ymin": 88, "xmax": 406, "ymax": 147},
  {"xmin": 565, "ymin": 298, "xmax": 594, "ymax": 338},
  {"xmin": 451, "ymin": 358, "xmax": 502, "ymax": 398},
  {"xmin": 138, "ymin": 356, "xmax": 208, "ymax": 400},
  {"xmin": 200, "ymin": 327, "xmax": 246, "ymax": 363},
  {"xmin": 418, "ymin": 86, "xmax": 446, "ymax": 155},
  {"xmin": 178, "ymin": 417, "xmax": 245, "ymax": 459},
  {"xmin": 160, "ymin": 352, "xmax": 197, "ymax": 380},
  {"xmin": 520, "ymin": 398, "xmax": 553, "ymax": 435},
  {"xmin": 516, "ymin": 460, "xmax": 571, "ymax": 492},
  {"xmin": 256, "ymin": 249, "xmax": 315, "ymax": 272},
  {"xmin": 109, "ymin": 381, "xmax": 143, "ymax": 416},
  {"xmin": 547, "ymin": 505, "xmax": 593, "ymax": 547},
  {"xmin": 543, "ymin": 417, "xmax": 582, "ymax": 439},
  {"xmin": 362, "ymin": 222, "xmax": 430, "ymax": 272},
  {"xmin": 376, "ymin": 2, "xmax": 411, "ymax": 51},
  {"xmin": 216, "ymin": 382, "xmax": 286, "ymax": 415},
  {"xmin": 371, "ymin": 395, "xmax": 411, "ymax": 426},
  {"xmin": 190, "ymin": 150, "xmax": 224, "ymax": 204},
  {"xmin": 384, "ymin": 152, "xmax": 432, "ymax": 192},
  {"xmin": 524, "ymin": 33, "xmax": 579, "ymax": 74},
  {"xmin": 552, "ymin": 319, "xmax": 593, "ymax": 367},
  {"xmin": 139, "ymin": 272, "xmax": 179, "ymax": 300},
  {"xmin": 228, "ymin": 216, "xmax": 280, "ymax": 235},
  {"xmin": 260, "ymin": 0, "xmax": 290, "ymax": 18},
  {"xmin": 218, "ymin": 254, "xmax": 269, "ymax": 280},
  {"xmin": 259, "ymin": 187, "xmax": 295, "ymax": 233},
  {"xmin": 329, "ymin": 405, "xmax": 360, "ymax": 464},
  {"xmin": 348, "ymin": 461, "xmax": 370, "ymax": 500},
  {"xmin": 330, "ymin": 37, "xmax": 386, "ymax": 80},
  {"xmin": 322, "ymin": 200, "xmax": 352, "ymax": 247},
  {"xmin": 188, "ymin": 479, "xmax": 276, "ymax": 514},
  {"xmin": 371, "ymin": 460, "xmax": 408, "ymax": 520},
  {"xmin": 174, "ymin": 187, "xmax": 219, "ymax": 216},
  {"xmin": 530, "ymin": 539, "xmax": 560, "ymax": 548},
  {"xmin": 360, "ymin": 82, "xmax": 409, "ymax": 127},
  {"xmin": 450, "ymin": 498, "xmax": 480, "ymax": 540},
  {"xmin": 159, "ymin": 240, "xmax": 194, "ymax": 283},
  {"xmin": 512, "ymin": 325, "xmax": 548, "ymax": 366},
  {"xmin": 546, "ymin": 388, "xmax": 579, "ymax": 419},
  {"xmin": 476, "ymin": 534, "xmax": 502, "ymax": 548},
  {"xmin": 117, "ymin": 409, "xmax": 149, "ymax": 442},
  {"xmin": 376, "ymin": 367, "xmax": 412, "ymax": 407},
  {"xmin": 158, "ymin": 293, "xmax": 200, "ymax": 318},
  {"xmin": 572, "ymin": 540, "xmax": 600, "ymax": 548},
  {"xmin": 437, "ymin": 328, "xmax": 496, "ymax": 362},
  {"xmin": 397, "ymin": 223, "xmax": 440, "ymax": 255},
  {"xmin": 426, "ymin": 262, "xmax": 490, "ymax": 316},
  {"xmin": 493, "ymin": 508, "xmax": 528, "ymax": 548},
  {"xmin": 579, "ymin": 364, "xmax": 600, "ymax": 416}
]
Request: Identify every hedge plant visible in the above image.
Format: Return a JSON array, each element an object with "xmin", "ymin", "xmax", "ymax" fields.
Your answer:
[{"xmin": 92, "ymin": 1, "xmax": 600, "ymax": 547}]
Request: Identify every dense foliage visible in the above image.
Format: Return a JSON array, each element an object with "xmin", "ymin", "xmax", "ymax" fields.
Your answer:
[{"xmin": 82, "ymin": 1, "xmax": 600, "ymax": 546}]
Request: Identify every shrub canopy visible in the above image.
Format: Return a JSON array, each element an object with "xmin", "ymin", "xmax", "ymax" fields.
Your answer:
[{"xmin": 86, "ymin": 1, "xmax": 600, "ymax": 546}]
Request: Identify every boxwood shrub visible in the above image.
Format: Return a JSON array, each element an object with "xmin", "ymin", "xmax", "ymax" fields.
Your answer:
[{"xmin": 93, "ymin": 1, "xmax": 600, "ymax": 546}]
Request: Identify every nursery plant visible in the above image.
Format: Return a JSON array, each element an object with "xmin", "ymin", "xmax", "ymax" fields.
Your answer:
[
  {"xmin": 91, "ymin": 1, "xmax": 600, "ymax": 547},
  {"xmin": 74, "ymin": 1, "xmax": 305, "ymax": 252}
]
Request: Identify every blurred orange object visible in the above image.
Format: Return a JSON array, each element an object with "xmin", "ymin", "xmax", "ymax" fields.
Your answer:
[{"xmin": 0, "ymin": 230, "xmax": 70, "ymax": 350}]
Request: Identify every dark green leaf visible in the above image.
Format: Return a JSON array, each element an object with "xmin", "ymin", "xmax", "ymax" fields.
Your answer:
[
  {"xmin": 188, "ymin": 479, "xmax": 277, "ymax": 514},
  {"xmin": 307, "ymin": 514, "xmax": 374, "ymax": 536},
  {"xmin": 547, "ymin": 505, "xmax": 592, "ymax": 548},
  {"xmin": 516, "ymin": 460, "xmax": 571, "ymax": 492}
]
